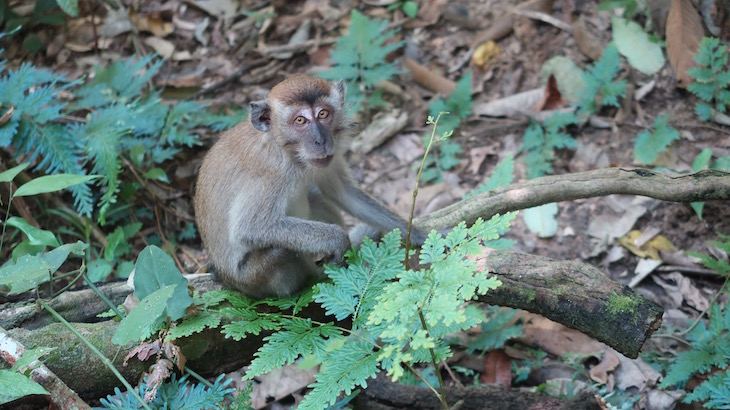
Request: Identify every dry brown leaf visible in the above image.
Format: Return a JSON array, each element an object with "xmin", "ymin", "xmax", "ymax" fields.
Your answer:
[
  {"xmin": 666, "ymin": 0, "xmax": 705, "ymax": 88},
  {"xmin": 589, "ymin": 349, "xmax": 620, "ymax": 387},
  {"xmin": 537, "ymin": 75, "xmax": 564, "ymax": 111},
  {"xmin": 471, "ymin": 41, "xmax": 502, "ymax": 71},
  {"xmin": 480, "ymin": 349, "xmax": 512, "ymax": 388},
  {"xmin": 404, "ymin": 58, "xmax": 456, "ymax": 95},
  {"xmin": 572, "ymin": 16, "xmax": 603, "ymax": 61}
]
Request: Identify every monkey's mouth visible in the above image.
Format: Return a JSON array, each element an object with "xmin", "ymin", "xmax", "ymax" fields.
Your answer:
[{"xmin": 310, "ymin": 156, "xmax": 333, "ymax": 168}]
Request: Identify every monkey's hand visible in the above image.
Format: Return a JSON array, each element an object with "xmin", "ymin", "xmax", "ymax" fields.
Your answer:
[{"xmin": 328, "ymin": 230, "xmax": 351, "ymax": 263}]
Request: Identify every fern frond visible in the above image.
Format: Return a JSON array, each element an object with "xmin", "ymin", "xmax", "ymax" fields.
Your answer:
[
  {"xmin": 632, "ymin": 113, "xmax": 679, "ymax": 165},
  {"xmin": 297, "ymin": 340, "xmax": 378, "ymax": 410},
  {"xmin": 245, "ymin": 318, "xmax": 343, "ymax": 378},
  {"xmin": 167, "ymin": 312, "xmax": 221, "ymax": 340},
  {"xmin": 315, "ymin": 229, "xmax": 404, "ymax": 326},
  {"xmin": 578, "ymin": 43, "xmax": 626, "ymax": 115}
]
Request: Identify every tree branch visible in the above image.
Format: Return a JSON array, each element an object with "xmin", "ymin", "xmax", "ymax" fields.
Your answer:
[{"xmin": 419, "ymin": 168, "xmax": 730, "ymax": 230}]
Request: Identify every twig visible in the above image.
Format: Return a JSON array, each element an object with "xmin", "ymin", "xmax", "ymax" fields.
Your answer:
[
  {"xmin": 511, "ymin": 9, "xmax": 572, "ymax": 31},
  {"xmin": 187, "ymin": 58, "xmax": 269, "ymax": 100},
  {"xmin": 257, "ymin": 37, "xmax": 336, "ymax": 55}
]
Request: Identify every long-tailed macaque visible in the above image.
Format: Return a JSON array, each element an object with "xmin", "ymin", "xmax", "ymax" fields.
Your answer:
[{"xmin": 194, "ymin": 75, "xmax": 427, "ymax": 298}]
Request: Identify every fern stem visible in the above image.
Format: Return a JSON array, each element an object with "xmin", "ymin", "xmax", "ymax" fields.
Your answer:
[
  {"xmin": 405, "ymin": 112, "xmax": 449, "ymax": 270},
  {"xmin": 418, "ymin": 308, "xmax": 449, "ymax": 410},
  {"xmin": 0, "ymin": 185, "xmax": 13, "ymax": 253},
  {"xmin": 38, "ymin": 299, "xmax": 151, "ymax": 410}
]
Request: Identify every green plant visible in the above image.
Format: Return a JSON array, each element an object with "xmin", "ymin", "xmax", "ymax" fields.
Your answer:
[
  {"xmin": 522, "ymin": 112, "xmax": 579, "ymax": 179},
  {"xmin": 420, "ymin": 72, "xmax": 472, "ymax": 183},
  {"xmin": 464, "ymin": 154, "xmax": 514, "ymax": 199},
  {"xmin": 0, "ymin": 53, "xmax": 244, "ymax": 223},
  {"xmin": 0, "ymin": 163, "xmax": 95, "ymax": 295},
  {"xmin": 0, "ymin": 0, "xmax": 72, "ymax": 53},
  {"xmin": 99, "ymin": 374, "xmax": 234, "ymax": 410},
  {"xmin": 632, "ymin": 113, "xmax": 680, "ymax": 165},
  {"xmin": 466, "ymin": 306, "xmax": 524, "ymax": 354},
  {"xmin": 0, "ymin": 347, "xmax": 54, "ymax": 405},
  {"xmin": 658, "ymin": 234, "xmax": 730, "ymax": 408},
  {"xmin": 319, "ymin": 9, "xmax": 403, "ymax": 113},
  {"xmin": 687, "ymin": 37, "xmax": 730, "ymax": 122},
  {"xmin": 387, "ymin": 1, "xmax": 419, "ymax": 18},
  {"xmin": 597, "ymin": 0, "xmax": 640, "ymax": 19},
  {"xmin": 577, "ymin": 43, "xmax": 626, "ymax": 116}
]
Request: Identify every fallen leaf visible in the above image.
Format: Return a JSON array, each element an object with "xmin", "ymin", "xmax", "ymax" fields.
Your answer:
[
  {"xmin": 572, "ymin": 16, "xmax": 603, "ymax": 61},
  {"xmin": 144, "ymin": 37, "xmax": 176, "ymax": 59},
  {"xmin": 523, "ymin": 203, "xmax": 559, "ymax": 238},
  {"xmin": 473, "ymin": 88, "xmax": 544, "ymax": 117},
  {"xmin": 130, "ymin": 12, "xmax": 174, "ymax": 37},
  {"xmin": 471, "ymin": 40, "xmax": 502, "ymax": 71},
  {"xmin": 540, "ymin": 56, "xmax": 586, "ymax": 102},
  {"xmin": 666, "ymin": 0, "xmax": 704, "ymax": 88},
  {"xmin": 618, "ymin": 230, "xmax": 676, "ymax": 260},
  {"xmin": 589, "ymin": 349, "xmax": 620, "ymax": 388},
  {"xmin": 480, "ymin": 349, "xmax": 512, "ymax": 388},
  {"xmin": 536, "ymin": 75, "xmax": 564, "ymax": 111},
  {"xmin": 667, "ymin": 271, "xmax": 710, "ymax": 311}
]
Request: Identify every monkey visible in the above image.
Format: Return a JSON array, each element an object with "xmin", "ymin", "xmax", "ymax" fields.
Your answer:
[{"xmin": 194, "ymin": 75, "xmax": 428, "ymax": 298}]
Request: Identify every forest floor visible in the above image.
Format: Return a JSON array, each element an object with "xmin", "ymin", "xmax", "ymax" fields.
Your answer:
[{"xmin": 2, "ymin": 0, "xmax": 730, "ymax": 408}]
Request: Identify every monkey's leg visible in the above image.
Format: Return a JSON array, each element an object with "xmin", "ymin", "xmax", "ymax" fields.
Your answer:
[
  {"xmin": 231, "ymin": 247, "xmax": 319, "ymax": 298},
  {"xmin": 348, "ymin": 224, "xmax": 383, "ymax": 248}
]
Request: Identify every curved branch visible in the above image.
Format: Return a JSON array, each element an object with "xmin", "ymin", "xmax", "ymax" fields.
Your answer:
[{"xmin": 419, "ymin": 168, "xmax": 730, "ymax": 229}]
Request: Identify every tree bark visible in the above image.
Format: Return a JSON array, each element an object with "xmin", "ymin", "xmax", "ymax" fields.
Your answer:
[
  {"xmin": 353, "ymin": 372, "xmax": 601, "ymax": 410},
  {"xmin": 418, "ymin": 168, "xmax": 730, "ymax": 230}
]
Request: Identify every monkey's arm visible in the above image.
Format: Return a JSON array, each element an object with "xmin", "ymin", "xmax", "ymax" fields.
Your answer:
[
  {"xmin": 318, "ymin": 171, "xmax": 428, "ymax": 245},
  {"xmin": 240, "ymin": 214, "xmax": 351, "ymax": 260}
]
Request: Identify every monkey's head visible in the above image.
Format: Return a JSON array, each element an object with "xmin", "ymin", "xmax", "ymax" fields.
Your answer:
[{"xmin": 250, "ymin": 75, "xmax": 348, "ymax": 168}]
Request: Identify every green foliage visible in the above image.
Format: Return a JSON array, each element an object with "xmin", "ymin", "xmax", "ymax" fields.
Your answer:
[
  {"xmin": 577, "ymin": 43, "xmax": 626, "ymax": 116},
  {"xmin": 0, "ymin": 0, "xmax": 68, "ymax": 53},
  {"xmin": 521, "ymin": 112, "xmax": 579, "ymax": 179},
  {"xmin": 464, "ymin": 154, "xmax": 514, "ymax": 200},
  {"xmin": 319, "ymin": 9, "xmax": 403, "ymax": 113},
  {"xmin": 687, "ymin": 37, "xmax": 730, "ymax": 122},
  {"xmin": 420, "ymin": 72, "xmax": 472, "ymax": 183},
  {"xmin": 99, "ymin": 374, "xmax": 234, "ymax": 410},
  {"xmin": 0, "ymin": 347, "xmax": 54, "ymax": 405},
  {"xmin": 466, "ymin": 306, "xmax": 524, "ymax": 354},
  {"xmin": 659, "ymin": 234, "xmax": 730, "ymax": 408},
  {"xmin": 597, "ymin": 0, "xmax": 639, "ymax": 18},
  {"xmin": 632, "ymin": 113, "xmax": 680, "ymax": 165},
  {"xmin": 386, "ymin": 1, "xmax": 419, "ymax": 18},
  {"xmin": 660, "ymin": 303, "xmax": 730, "ymax": 388},
  {"xmin": 219, "ymin": 213, "xmax": 516, "ymax": 409},
  {"xmin": 112, "ymin": 245, "xmax": 193, "ymax": 344},
  {"xmin": 0, "ymin": 53, "xmax": 242, "ymax": 222}
]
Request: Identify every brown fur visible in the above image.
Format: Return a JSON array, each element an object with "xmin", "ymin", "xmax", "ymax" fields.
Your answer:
[{"xmin": 194, "ymin": 76, "xmax": 426, "ymax": 298}]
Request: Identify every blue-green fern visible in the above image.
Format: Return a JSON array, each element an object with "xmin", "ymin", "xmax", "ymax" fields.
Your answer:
[
  {"xmin": 522, "ymin": 112, "xmax": 579, "ymax": 179},
  {"xmin": 687, "ymin": 37, "xmax": 730, "ymax": 121},
  {"xmin": 0, "ymin": 53, "xmax": 244, "ymax": 222},
  {"xmin": 99, "ymin": 374, "xmax": 234, "ymax": 410},
  {"xmin": 319, "ymin": 9, "xmax": 402, "ymax": 113},
  {"xmin": 578, "ymin": 43, "xmax": 626, "ymax": 116}
]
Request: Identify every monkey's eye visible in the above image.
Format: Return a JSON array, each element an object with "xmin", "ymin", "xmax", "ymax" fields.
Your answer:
[
  {"xmin": 317, "ymin": 109, "xmax": 329, "ymax": 119},
  {"xmin": 294, "ymin": 116, "xmax": 307, "ymax": 125}
]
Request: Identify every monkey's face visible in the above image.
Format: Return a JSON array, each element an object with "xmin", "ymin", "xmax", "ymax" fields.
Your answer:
[{"xmin": 287, "ymin": 104, "xmax": 337, "ymax": 168}]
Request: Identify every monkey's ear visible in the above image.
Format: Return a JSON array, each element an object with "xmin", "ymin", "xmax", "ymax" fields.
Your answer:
[
  {"xmin": 250, "ymin": 100, "xmax": 271, "ymax": 132},
  {"xmin": 332, "ymin": 80, "xmax": 346, "ymax": 102}
]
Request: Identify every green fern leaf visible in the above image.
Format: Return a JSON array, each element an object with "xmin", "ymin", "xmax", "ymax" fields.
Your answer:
[
  {"xmin": 464, "ymin": 154, "xmax": 514, "ymax": 199},
  {"xmin": 245, "ymin": 318, "xmax": 343, "ymax": 378},
  {"xmin": 167, "ymin": 311, "xmax": 221, "ymax": 340},
  {"xmin": 578, "ymin": 43, "xmax": 625, "ymax": 115},
  {"xmin": 315, "ymin": 230, "xmax": 404, "ymax": 326},
  {"xmin": 298, "ymin": 340, "xmax": 378, "ymax": 410},
  {"xmin": 632, "ymin": 114, "xmax": 679, "ymax": 164}
]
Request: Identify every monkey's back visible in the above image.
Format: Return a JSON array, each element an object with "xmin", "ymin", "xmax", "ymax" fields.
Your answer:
[{"xmin": 194, "ymin": 121, "xmax": 308, "ymax": 290}]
